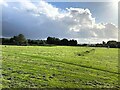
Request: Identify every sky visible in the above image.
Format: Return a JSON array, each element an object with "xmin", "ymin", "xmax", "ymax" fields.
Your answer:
[{"xmin": 1, "ymin": 0, "xmax": 119, "ymax": 44}]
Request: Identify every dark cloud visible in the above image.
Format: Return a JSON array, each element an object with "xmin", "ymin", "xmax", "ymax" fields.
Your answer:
[{"xmin": 2, "ymin": 0, "xmax": 118, "ymax": 43}]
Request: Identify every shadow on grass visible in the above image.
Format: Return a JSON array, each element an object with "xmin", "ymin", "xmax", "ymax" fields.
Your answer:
[{"xmin": 20, "ymin": 53, "xmax": 119, "ymax": 75}]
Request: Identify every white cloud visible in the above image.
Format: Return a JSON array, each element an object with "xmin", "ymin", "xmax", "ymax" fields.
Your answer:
[
  {"xmin": 2, "ymin": 0, "xmax": 118, "ymax": 43},
  {"xmin": 0, "ymin": 0, "xmax": 8, "ymax": 7},
  {"xmin": 37, "ymin": 1, "xmax": 60, "ymax": 18}
]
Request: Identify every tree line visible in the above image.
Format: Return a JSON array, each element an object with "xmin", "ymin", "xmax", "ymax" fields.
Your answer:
[
  {"xmin": 80, "ymin": 41, "xmax": 120, "ymax": 48},
  {"xmin": 1, "ymin": 34, "xmax": 120, "ymax": 48},
  {"xmin": 1, "ymin": 34, "xmax": 77, "ymax": 46}
]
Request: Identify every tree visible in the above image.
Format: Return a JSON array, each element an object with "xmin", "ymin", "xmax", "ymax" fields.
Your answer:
[
  {"xmin": 47, "ymin": 37, "xmax": 53, "ymax": 44},
  {"xmin": 102, "ymin": 41, "xmax": 106, "ymax": 45},
  {"xmin": 54, "ymin": 38, "xmax": 61, "ymax": 45},
  {"xmin": 17, "ymin": 34, "xmax": 27, "ymax": 45},
  {"xmin": 107, "ymin": 40, "xmax": 117, "ymax": 48},
  {"xmin": 47, "ymin": 37, "xmax": 60, "ymax": 45},
  {"xmin": 47, "ymin": 37, "xmax": 78, "ymax": 46},
  {"xmin": 69, "ymin": 40, "xmax": 77, "ymax": 46},
  {"xmin": 102, "ymin": 41, "xmax": 107, "ymax": 47},
  {"xmin": 9, "ymin": 36, "xmax": 18, "ymax": 45},
  {"xmin": 117, "ymin": 42, "xmax": 120, "ymax": 48},
  {"xmin": 2, "ymin": 38, "xmax": 11, "ymax": 45},
  {"xmin": 61, "ymin": 38, "xmax": 69, "ymax": 46},
  {"xmin": 10, "ymin": 34, "xmax": 27, "ymax": 45}
]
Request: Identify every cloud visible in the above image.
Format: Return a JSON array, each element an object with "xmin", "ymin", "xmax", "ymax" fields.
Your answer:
[
  {"xmin": 2, "ymin": 0, "xmax": 118, "ymax": 43},
  {"xmin": 0, "ymin": 0, "xmax": 8, "ymax": 7}
]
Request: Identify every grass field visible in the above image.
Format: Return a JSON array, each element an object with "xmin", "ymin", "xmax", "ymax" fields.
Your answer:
[{"xmin": 1, "ymin": 45, "xmax": 120, "ymax": 88}]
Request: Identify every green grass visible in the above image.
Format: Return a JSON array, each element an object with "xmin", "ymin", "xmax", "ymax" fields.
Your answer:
[{"xmin": 1, "ymin": 45, "xmax": 120, "ymax": 88}]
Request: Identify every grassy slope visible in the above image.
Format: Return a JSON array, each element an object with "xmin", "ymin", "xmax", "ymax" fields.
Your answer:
[{"xmin": 2, "ymin": 45, "xmax": 119, "ymax": 88}]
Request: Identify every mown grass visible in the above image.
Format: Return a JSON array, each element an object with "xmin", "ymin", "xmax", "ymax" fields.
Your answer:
[{"xmin": 1, "ymin": 45, "xmax": 120, "ymax": 88}]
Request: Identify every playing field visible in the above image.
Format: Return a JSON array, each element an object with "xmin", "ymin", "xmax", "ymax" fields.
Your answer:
[{"xmin": 1, "ymin": 45, "xmax": 119, "ymax": 88}]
